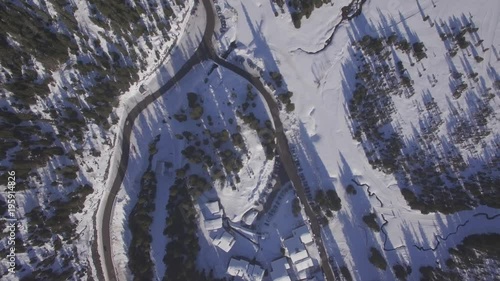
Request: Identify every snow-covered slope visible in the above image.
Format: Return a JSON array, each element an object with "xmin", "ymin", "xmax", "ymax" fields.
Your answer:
[
  {"xmin": 221, "ymin": 0, "xmax": 500, "ymax": 279},
  {"xmin": 0, "ymin": 0, "xmax": 194, "ymax": 279},
  {"xmin": 2, "ymin": 0, "xmax": 499, "ymax": 280}
]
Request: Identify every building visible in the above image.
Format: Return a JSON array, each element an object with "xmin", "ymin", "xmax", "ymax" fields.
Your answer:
[
  {"xmin": 201, "ymin": 200, "xmax": 224, "ymax": 231},
  {"xmin": 202, "ymin": 201, "xmax": 222, "ymax": 218},
  {"xmin": 294, "ymin": 257, "xmax": 314, "ymax": 272},
  {"xmin": 292, "ymin": 225, "xmax": 313, "ymax": 245},
  {"xmin": 213, "ymin": 231, "xmax": 235, "ymax": 252},
  {"xmin": 227, "ymin": 258, "xmax": 265, "ymax": 281},
  {"xmin": 227, "ymin": 258, "xmax": 249, "ymax": 278},
  {"xmin": 270, "ymin": 257, "xmax": 292, "ymax": 281},
  {"xmin": 294, "ymin": 257, "xmax": 314, "ymax": 280},
  {"xmin": 204, "ymin": 217, "xmax": 223, "ymax": 231},
  {"xmin": 281, "ymin": 225, "xmax": 316, "ymax": 280},
  {"xmin": 241, "ymin": 208, "xmax": 258, "ymax": 226},
  {"xmin": 247, "ymin": 264, "xmax": 265, "ymax": 281},
  {"xmin": 283, "ymin": 234, "xmax": 309, "ymax": 263}
]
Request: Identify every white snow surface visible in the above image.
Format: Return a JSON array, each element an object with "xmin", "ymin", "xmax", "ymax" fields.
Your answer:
[
  {"xmin": 74, "ymin": 0, "xmax": 500, "ymax": 280},
  {"xmin": 0, "ymin": 0, "xmax": 198, "ymax": 280},
  {"xmin": 224, "ymin": 0, "xmax": 500, "ymax": 279},
  {"xmin": 104, "ymin": 49, "xmax": 280, "ymax": 279},
  {"xmin": 94, "ymin": 1, "xmax": 204, "ymax": 280}
]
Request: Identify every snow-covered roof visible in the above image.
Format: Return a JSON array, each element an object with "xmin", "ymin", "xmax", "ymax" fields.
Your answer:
[
  {"xmin": 296, "ymin": 269, "xmax": 310, "ymax": 281},
  {"xmin": 293, "ymin": 225, "xmax": 313, "ymax": 245},
  {"xmin": 203, "ymin": 201, "xmax": 222, "ymax": 218},
  {"xmin": 294, "ymin": 257, "xmax": 314, "ymax": 273},
  {"xmin": 272, "ymin": 276, "xmax": 293, "ymax": 281},
  {"xmin": 289, "ymin": 249, "xmax": 309, "ymax": 264},
  {"xmin": 283, "ymin": 235, "xmax": 310, "ymax": 264},
  {"xmin": 227, "ymin": 258, "xmax": 249, "ymax": 278},
  {"xmin": 242, "ymin": 209, "xmax": 259, "ymax": 226},
  {"xmin": 204, "ymin": 217, "xmax": 223, "ymax": 231},
  {"xmin": 227, "ymin": 258, "xmax": 265, "ymax": 281},
  {"xmin": 247, "ymin": 264, "xmax": 265, "ymax": 281},
  {"xmin": 270, "ymin": 257, "xmax": 291, "ymax": 281},
  {"xmin": 213, "ymin": 231, "xmax": 235, "ymax": 252}
]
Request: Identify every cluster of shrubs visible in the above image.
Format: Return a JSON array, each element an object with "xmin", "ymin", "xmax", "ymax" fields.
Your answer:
[
  {"xmin": 236, "ymin": 112, "xmax": 276, "ymax": 160},
  {"xmin": 277, "ymin": 91, "xmax": 295, "ymax": 113},
  {"xmin": 439, "ymin": 22, "xmax": 480, "ymax": 57},
  {"xmin": 0, "ymin": 2, "xmax": 75, "ymax": 101},
  {"xmin": 21, "ymin": 182, "xmax": 93, "ymax": 268},
  {"xmin": 286, "ymin": 0, "xmax": 331, "ymax": 28},
  {"xmin": 291, "ymin": 197, "xmax": 301, "ymax": 217},
  {"xmin": 368, "ymin": 247, "xmax": 387, "ymax": 270},
  {"xmin": 128, "ymin": 170, "xmax": 157, "ymax": 280},
  {"xmin": 360, "ymin": 34, "xmax": 426, "ymax": 66},
  {"xmin": 340, "ymin": 266, "xmax": 353, "ymax": 281},
  {"xmin": 392, "ymin": 264, "xmax": 412, "ymax": 281},
  {"xmin": 314, "ymin": 189, "xmax": 341, "ymax": 217},
  {"xmin": 419, "ymin": 233, "xmax": 500, "ymax": 281},
  {"xmin": 128, "ymin": 138, "xmax": 160, "ymax": 280},
  {"xmin": 397, "ymin": 134, "xmax": 500, "ymax": 214},
  {"xmin": 187, "ymin": 92, "xmax": 204, "ymax": 120},
  {"xmin": 269, "ymin": 71, "xmax": 284, "ymax": 87},
  {"xmin": 346, "ymin": 29, "xmax": 500, "ymax": 215},
  {"xmin": 182, "ymin": 145, "xmax": 207, "ymax": 165},
  {"xmin": 219, "ymin": 149, "xmax": 243, "ymax": 174},
  {"xmin": 162, "ymin": 175, "xmax": 224, "ymax": 281},
  {"xmin": 362, "ymin": 213, "xmax": 380, "ymax": 232}
]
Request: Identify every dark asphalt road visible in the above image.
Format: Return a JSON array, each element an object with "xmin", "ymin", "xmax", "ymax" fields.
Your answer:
[
  {"xmin": 209, "ymin": 56, "xmax": 337, "ymax": 281},
  {"xmin": 99, "ymin": 0, "xmax": 336, "ymax": 280},
  {"xmin": 99, "ymin": 1, "xmax": 215, "ymax": 280}
]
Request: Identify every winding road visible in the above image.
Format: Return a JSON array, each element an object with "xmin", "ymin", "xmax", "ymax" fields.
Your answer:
[
  {"xmin": 97, "ymin": 1, "xmax": 215, "ymax": 280},
  {"xmin": 97, "ymin": 0, "xmax": 336, "ymax": 280},
  {"xmin": 210, "ymin": 45, "xmax": 338, "ymax": 281}
]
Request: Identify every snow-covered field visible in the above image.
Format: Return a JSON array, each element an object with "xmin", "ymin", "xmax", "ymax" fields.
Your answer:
[
  {"xmin": 0, "ymin": 0, "xmax": 201, "ymax": 279},
  {"xmin": 220, "ymin": 0, "xmax": 500, "ymax": 279},
  {"xmin": 105, "ymin": 51, "xmax": 285, "ymax": 278},
  {"xmin": 91, "ymin": 1, "xmax": 208, "ymax": 279},
  {"xmin": 82, "ymin": 0, "xmax": 499, "ymax": 279}
]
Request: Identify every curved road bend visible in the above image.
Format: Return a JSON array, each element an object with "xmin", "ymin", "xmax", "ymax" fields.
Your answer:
[
  {"xmin": 201, "ymin": 2, "xmax": 336, "ymax": 279},
  {"xmin": 99, "ymin": 0, "xmax": 216, "ymax": 280},
  {"xmin": 100, "ymin": 0, "xmax": 335, "ymax": 280},
  {"xmin": 207, "ymin": 55, "xmax": 337, "ymax": 281}
]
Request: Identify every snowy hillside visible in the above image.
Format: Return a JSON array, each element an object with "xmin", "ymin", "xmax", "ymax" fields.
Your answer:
[
  {"xmin": 0, "ymin": 0, "xmax": 193, "ymax": 279},
  {"xmin": 1, "ymin": 0, "xmax": 499, "ymax": 280},
  {"xmin": 221, "ymin": 0, "xmax": 500, "ymax": 279}
]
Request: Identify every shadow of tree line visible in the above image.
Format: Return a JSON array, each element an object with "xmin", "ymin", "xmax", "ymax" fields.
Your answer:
[{"xmin": 340, "ymin": 9, "xmax": 500, "ymax": 215}]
